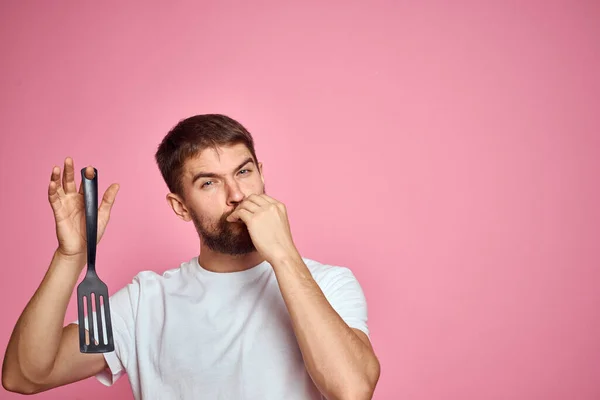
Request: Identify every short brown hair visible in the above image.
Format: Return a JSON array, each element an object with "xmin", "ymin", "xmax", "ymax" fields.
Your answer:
[{"xmin": 155, "ymin": 114, "xmax": 259, "ymax": 196}]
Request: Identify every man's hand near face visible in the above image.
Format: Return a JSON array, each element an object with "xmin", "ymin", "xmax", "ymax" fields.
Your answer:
[{"xmin": 227, "ymin": 193, "xmax": 380, "ymax": 400}]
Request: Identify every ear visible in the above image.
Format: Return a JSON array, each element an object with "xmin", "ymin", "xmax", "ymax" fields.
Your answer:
[
  {"xmin": 166, "ymin": 193, "xmax": 192, "ymax": 222},
  {"xmin": 258, "ymin": 162, "xmax": 264, "ymax": 184}
]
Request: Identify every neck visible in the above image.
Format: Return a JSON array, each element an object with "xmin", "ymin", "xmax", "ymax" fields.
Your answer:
[{"xmin": 197, "ymin": 244, "xmax": 265, "ymax": 273}]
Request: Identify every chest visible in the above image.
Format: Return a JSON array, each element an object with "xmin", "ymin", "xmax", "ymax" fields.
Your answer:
[{"xmin": 136, "ymin": 276, "xmax": 304, "ymax": 384}]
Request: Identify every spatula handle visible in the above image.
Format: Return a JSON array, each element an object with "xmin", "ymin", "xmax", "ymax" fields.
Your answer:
[{"xmin": 82, "ymin": 167, "xmax": 98, "ymax": 273}]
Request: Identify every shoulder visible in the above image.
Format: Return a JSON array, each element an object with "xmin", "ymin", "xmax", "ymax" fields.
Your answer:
[
  {"xmin": 112, "ymin": 257, "xmax": 196, "ymax": 299},
  {"xmin": 302, "ymin": 257, "xmax": 362, "ymax": 292},
  {"xmin": 135, "ymin": 257, "xmax": 196, "ymax": 282},
  {"xmin": 302, "ymin": 257, "xmax": 356, "ymax": 277},
  {"xmin": 302, "ymin": 258, "xmax": 369, "ymax": 332}
]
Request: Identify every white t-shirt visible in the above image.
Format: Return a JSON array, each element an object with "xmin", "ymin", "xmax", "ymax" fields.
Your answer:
[{"xmin": 74, "ymin": 256, "xmax": 369, "ymax": 400}]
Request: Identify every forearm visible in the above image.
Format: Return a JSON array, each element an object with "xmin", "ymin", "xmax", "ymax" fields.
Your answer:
[
  {"xmin": 272, "ymin": 253, "xmax": 379, "ymax": 400},
  {"xmin": 3, "ymin": 250, "xmax": 84, "ymax": 384}
]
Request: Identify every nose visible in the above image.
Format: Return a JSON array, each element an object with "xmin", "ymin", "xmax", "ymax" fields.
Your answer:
[{"xmin": 225, "ymin": 179, "xmax": 245, "ymax": 206}]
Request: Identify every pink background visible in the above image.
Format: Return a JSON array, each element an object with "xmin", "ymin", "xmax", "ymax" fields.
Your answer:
[{"xmin": 1, "ymin": 1, "xmax": 599, "ymax": 399}]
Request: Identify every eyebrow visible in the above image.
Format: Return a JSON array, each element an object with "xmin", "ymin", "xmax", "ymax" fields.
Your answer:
[{"xmin": 191, "ymin": 157, "xmax": 255, "ymax": 184}]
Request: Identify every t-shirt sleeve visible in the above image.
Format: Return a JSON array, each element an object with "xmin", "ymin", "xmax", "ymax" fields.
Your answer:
[
  {"xmin": 317, "ymin": 266, "xmax": 370, "ymax": 337},
  {"xmin": 70, "ymin": 278, "xmax": 139, "ymax": 386}
]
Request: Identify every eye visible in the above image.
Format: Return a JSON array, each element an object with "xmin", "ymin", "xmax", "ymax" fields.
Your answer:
[
  {"xmin": 239, "ymin": 169, "xmax": 251, "ymax": 175},
  {"xmin": 201, "ymin": 181, "xmax": 213, "ymax": 188}
]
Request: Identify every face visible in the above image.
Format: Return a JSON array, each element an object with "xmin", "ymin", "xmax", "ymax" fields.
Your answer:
[{"xmin": 169, "ymin": 143, "xmax": 265, "ymax": 255}]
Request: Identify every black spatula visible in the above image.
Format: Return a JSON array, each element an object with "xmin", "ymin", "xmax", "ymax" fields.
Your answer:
[{"xmin": 77, "ymin": 167, "xmax": 115, "ymax": 353}]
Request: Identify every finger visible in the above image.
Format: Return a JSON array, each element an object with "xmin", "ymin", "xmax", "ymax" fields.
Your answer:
[
  {"xmin": 98, "ymin": 183, "xmax": 120, "ymax": 223},
  {"xmin": 226, "ymin": 206, "xmax": 253, "ymax": 223},
  {"xmin": 229, "ymin": 208, "xmax": 253, "ymax": 223},
  {"xmin": 48, "ymin": 179, "xmax": 61, "ymax": 210},
  {"xmin": 50, "ymin": 165, "xmax": 65, "ymax": 197},
  {"xmin": 78, "ymin": 166, "xmax": 95, "ymax": 194},
  {"xmin": 259, "ymin": 194, "xmax": 278, "ymax": 205},
  {"xmin": 260, "ymin": 194, "xmax": 285, "ymax": 212},
  {"xmin": 84, "ymin": 166, "xmax": 95, "ymax": 180},
  {"xmin": 49, "ymin": 166, "xmax": 65, "ymax": 211},
  {"xmin": 246, "ymin": 194, "xmax": 270, "ymax": 207},
  {"xmin": 62, "ymin": 157, "xmax": 77, "ymax": 194},
  {"xmin": 237, "ymin": 199, "xmax": 262, "ymax": 213}
]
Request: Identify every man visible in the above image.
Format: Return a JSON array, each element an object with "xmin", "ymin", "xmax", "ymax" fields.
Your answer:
[{"xmin": 2, "ymin": 114, "xmax": 380, "ymax": 399}]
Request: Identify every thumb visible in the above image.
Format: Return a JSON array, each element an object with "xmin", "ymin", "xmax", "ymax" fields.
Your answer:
[{"xmin": 98, "ymin": 183, "xmax": 120, "ymax": 224}]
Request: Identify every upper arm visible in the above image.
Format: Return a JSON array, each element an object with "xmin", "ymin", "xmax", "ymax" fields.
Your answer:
[
  {"xmin": 28, "ymin": 324, "xmax": 107, "ymax": 394},
  {"xmin": 319, "ymin": 266, "xmax": 370, "ymax": 337}
]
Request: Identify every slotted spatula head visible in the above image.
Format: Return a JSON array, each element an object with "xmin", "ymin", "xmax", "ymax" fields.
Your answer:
[{"xmin": 77, "ymin": 167, "xmax": 115, "ymax": 353}]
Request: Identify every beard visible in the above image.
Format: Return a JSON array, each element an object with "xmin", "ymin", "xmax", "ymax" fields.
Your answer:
[{"xmin": 190, "ymin": 207, "xmax": 256, "ymax": 256}]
